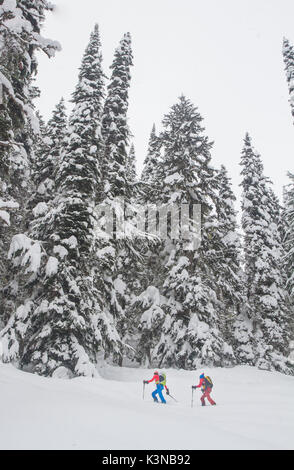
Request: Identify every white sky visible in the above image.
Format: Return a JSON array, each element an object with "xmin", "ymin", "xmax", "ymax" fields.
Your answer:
[{"xmin": 35, "ymin": 0, "xmax": 294, "ymax": 210}]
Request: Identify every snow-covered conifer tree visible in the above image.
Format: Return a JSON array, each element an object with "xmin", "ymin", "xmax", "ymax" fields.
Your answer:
[
  {"xmin": 137, "ymin": 96, "xmax": 231, "ymax": 369},
  {"xmin": 283, "ymin": 173, "xmax": 294, "ymax": 307},
  {"xmin": 137, "ymin": 123, "xmax": 165, "ymax": 293},
  {"xmin": 0, "ymin": 0, "xmax": 60, "ymax": 183},
  {"xmin": 33, "ymin": 98, "xmax": 67, "ymax": 206},
  {"xmin": 0, "ymin": 0, "xmax": 60, "ymax": 326},
  {"xmin": 239, "ymin": 133, "xmax": 292, "ymax": 373},
  {"xmin": 99, "ymin": 33, "xmax": 142, "ymax": 365},
  {"xmin": 140, "ymin": 124, "xmax": 163, "ymax": 203},
  {"xmin": 26, "ymin": 99, "xmax": 67, "ymax": 269},
  {"xmin": 126, "ymin": 143, "xmax": 137, "ymax": 183},
  {"xmin": 283, "ymin": 37, "xmax": 294, "ymax": 125},
  {"xmin": 0, "ymin": 24, "xmax": 121, "ymax": 377},
  {"xmin": 213, "ymin": 165, "xmax": 244, "ymax": 360},
  {"xmin": 101, "ymin": 32, "xmax": 133, "ymax": 201}
]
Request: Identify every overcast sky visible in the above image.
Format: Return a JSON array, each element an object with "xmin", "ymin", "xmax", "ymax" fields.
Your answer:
[{"xmin": 35, "ymin": 0, "xmax": 294, "ymax": 210}]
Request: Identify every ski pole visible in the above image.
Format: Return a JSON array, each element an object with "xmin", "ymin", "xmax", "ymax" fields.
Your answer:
[
  {"xmin": 168, "ymin": 393, "xmax": 178, "ymax": 403},
  {"xmin": 143, "ymin": 382, "xmax": 145, "ymax": 400},
  {"xmin": 191, "ymin": 388, "xmax": 194, "ymax": 408}
]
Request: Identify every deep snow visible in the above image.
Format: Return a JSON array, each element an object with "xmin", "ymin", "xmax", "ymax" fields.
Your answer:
[{"xmin": 0, "ymin": 362, "xmax": 293, "ymax": 450}]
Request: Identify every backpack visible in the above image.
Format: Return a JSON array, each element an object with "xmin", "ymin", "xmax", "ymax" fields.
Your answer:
[
  {"xmin": 204, "ymin": 376, "xmax": 213, "ymax": 389},
  {"xmin": 158, "ymin": 372, "xmax": 166, "ymax": 386}
]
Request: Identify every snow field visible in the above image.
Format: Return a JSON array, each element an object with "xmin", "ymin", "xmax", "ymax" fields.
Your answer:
[{"xmin": 0, "ymin": 363, "xmax": 294, "ymax": 450}]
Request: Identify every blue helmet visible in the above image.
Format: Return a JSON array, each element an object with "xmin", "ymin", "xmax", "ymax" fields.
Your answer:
[{"xmin": 200, "ymin": 373, "xmax": 205, "ymax": 378}]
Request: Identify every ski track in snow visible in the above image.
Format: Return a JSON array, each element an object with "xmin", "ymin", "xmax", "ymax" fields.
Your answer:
[{"xmin": 0, "ymin": 363, "xmax": 293, "ymax": 450}]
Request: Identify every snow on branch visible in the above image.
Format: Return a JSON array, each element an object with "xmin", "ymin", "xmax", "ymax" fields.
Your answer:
[
  {"xmin": 0, "ymin": 199, "xmax": 19, "ymax": 225},
  {"xmin": 0, "ymin": 140, "xmax": 24, "ymax": 147},
  {"xmin": 32, "ymin": 32, "xmax": 61, "ymax": 58},
  {"xmin": 8, "ymin": 234, "xmax": 43, "ymax": 273},
  {"xmin": 0, "ymin": 0, "xmax": 61, "ymax": 58}
]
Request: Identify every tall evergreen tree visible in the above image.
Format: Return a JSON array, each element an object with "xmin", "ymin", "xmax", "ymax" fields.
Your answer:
[
  {"xmin": 101, "ymin": 32, "xmax": 133, "ymax": 201},
  {"xmin": 283, "ymin": 37, "xmax": 294, "ymax": 125},
  {"xmin": 137, "ymin": 96, "xmax": 232, "ymax": 368},
  {"xmin": 140, "ymin": 124, "xmax": 163, "ymax": 204},
  {"xmin": 0, "ymin": 0, "xmax": 60, "ymax": 326},
  {"xmin": 283, "ymin": 172, "xmax": 294, "ymax": 307},
  {"xmin": 0, "ymin": 24, "xmax": 119, "ymax": 377},
  {"xmin": 126, "ymin": 143, "xmax": 137, "ymax": 183},
  {"xmin": 139, "ymin": 124, "xmax": 162, "ymax": 214},
  {"xmin": 27, "ymin": 99, "xmax": 67, "ymax": 272},
  {"xmin": 0, "ymin": 0, "xmax": 60, "ymax": 186},
  {"xmin": 128, "ymin": 126, "xmax": 165, "ymax": 365},
  {"xmin": 125, "ymin": 142, "xmax": 139, "ymax": 204},
  {"xmin": 32, "ymin": 98, "xmax": 67, "ymax": 206},
  {"xmin": 214, "ymin": 165, "xmax": 244, "ymax": 357},
  {"xmin": 137, "ymin": 123, "xmax": 165, "ymax": 296},
  {"xmin": 239, "ymin": 133, "xmax": 292, "ymax": 373},
  {"xmin": 98, "ymin": 33, "xmax": 142, "ymax": 366},
  {"xmin": 141, "ymin": 124, "xmax": 157, "ymax": 181}
]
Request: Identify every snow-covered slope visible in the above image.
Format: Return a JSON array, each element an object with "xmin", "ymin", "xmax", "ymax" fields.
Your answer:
[{"xmin": 0, "ymin": 363, "xmax": 293, "ymax": 450}]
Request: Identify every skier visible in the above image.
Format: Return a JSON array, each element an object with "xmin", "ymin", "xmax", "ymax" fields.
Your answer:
[
  {"xmin": 192, "ymin": 373, "xmax": 216, "ymax": 406},
  {"xmin": 143, "ymin": 371, "xmax": 169, "ymax": 404}
]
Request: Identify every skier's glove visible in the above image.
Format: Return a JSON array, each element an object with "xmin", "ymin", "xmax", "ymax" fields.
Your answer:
[
  {"xmin": 192, "ymin": 385, "xmax": 196, "ymax": 390},
  {"xmin": 166, "ymin": 388, "xmax": 170, "ymax": 395},
  {"xmin": 143, "ymin": 380, "xmax": 148, "ymax": 384}
]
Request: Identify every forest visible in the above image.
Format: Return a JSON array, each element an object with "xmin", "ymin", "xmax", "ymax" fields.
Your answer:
[{"xmin": 0, "ymin": 0, "xmax": 293, "ymax": 378}]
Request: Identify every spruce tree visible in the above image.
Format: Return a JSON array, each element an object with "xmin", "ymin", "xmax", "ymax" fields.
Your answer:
[
  {"xmin": 283, "ymin": 37, "xmax": 294, "ymax": 125},
  {"xmin": 140, "ymin": 124, "xmax": 164, "ymax": 209},
  {"xmin": 138, "ymin": 123, "xmax": 165, "ymax": 294},
  {"xmin": 0, "ymin": 0, "xmax": 60, "ymax": 326},
  {"xmin": 283, "ymin": 172, "xmax": 294, "ymax": 308},
  {"xmin": 125, "ymin": 142, "xmax": 139, "ymax": 205},
  {"xmin": 128, "ymin": 126, "xmax": 165, "ymax": 365},
  {"xmin": 0, "ymin": 0, "xmax": 60, "ymax": 176},
  {"xmin": 239, "ymin": 133, "xmax": 292, "ymax": 373},
  {"xmin": 137, "ymin": 96, "xmax": 231, "ymax": 369},
  {"xmin": 33, "ymin": 98, "xmax": 67, "ymax": 206},
  {"xmin": 213, "ymin": 165, "xmax": 244, "ymax": 361},
  {"xmin": 0, "ymin": 24, "xmax": 118, "ymax": 377},
  {"xmin": 27, "ymin": 99, "xmax": 67, "ymax": 271},
  {"xmin": 126, "ymin": 143, "xmax": 137, "ymax": 183},
  {"xmin": 99, "ymin": 33, "xmax": 141, "ymax": 366},
  {"xmin": 101, "ymin": 32, "xmax": 133, "ymax": 201}
]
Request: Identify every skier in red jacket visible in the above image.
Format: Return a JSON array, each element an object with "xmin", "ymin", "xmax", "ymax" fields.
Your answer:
[
  {"xmin": 143, "ymin": 371, "xmax": 169, "ymax": 404},
  {"xmin": 192, "ymin": 373, "xmax": 216, "ymax": 406}
]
